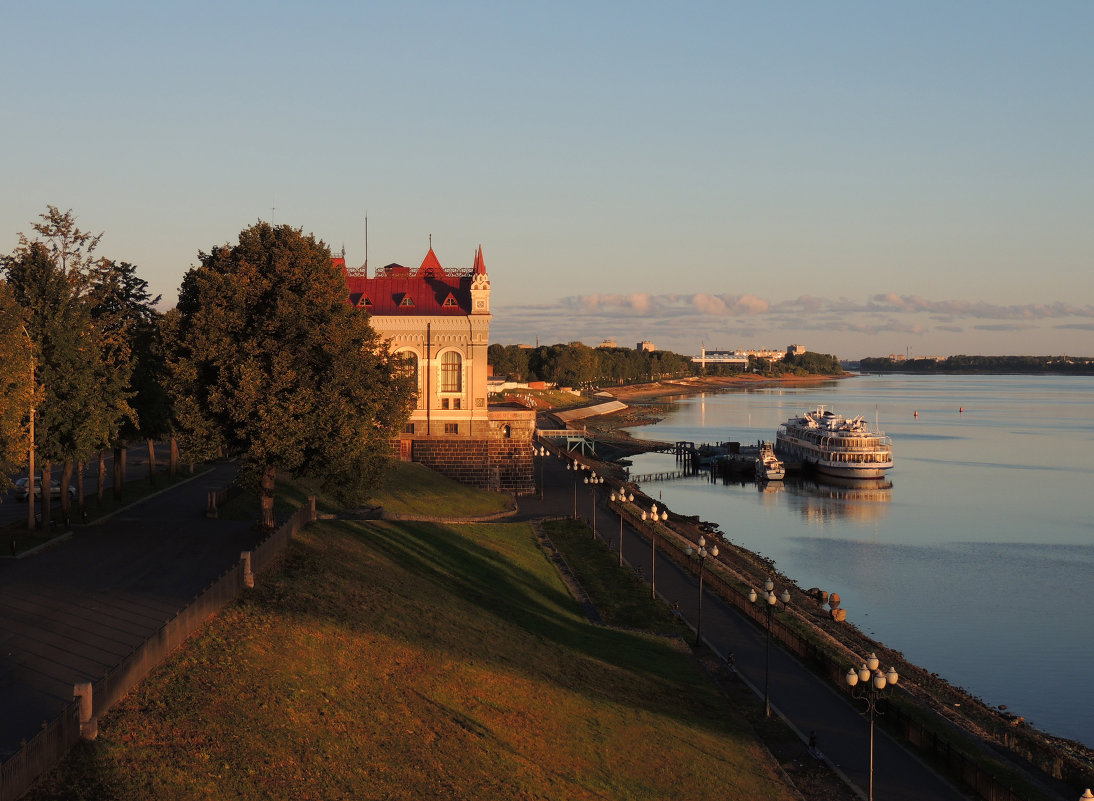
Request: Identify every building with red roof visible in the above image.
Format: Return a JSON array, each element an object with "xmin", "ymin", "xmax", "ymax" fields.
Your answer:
[{"xmin": 337, "ymin": 243, "xmax": 534, "ymax": 494}]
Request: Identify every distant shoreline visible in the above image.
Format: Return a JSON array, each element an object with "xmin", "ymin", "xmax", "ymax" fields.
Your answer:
[
  {"xmin": 603, "ymin": 372, "xmax": 849, "ymax": 404},
  {"xmin": 578, "ymin": 373, "xmax": 849, "ymax": 441}
]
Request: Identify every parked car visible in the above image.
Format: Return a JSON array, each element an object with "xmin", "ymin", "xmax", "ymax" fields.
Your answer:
[{"xmin": 13, "ymin": 477, "xmax": 77, "ymax": 501}]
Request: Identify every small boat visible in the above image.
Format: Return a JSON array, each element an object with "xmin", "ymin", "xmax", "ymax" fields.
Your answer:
[
  {"xmin": 775, "ymin": 406, "xmax": 893, "ymax": 480},
  {"xmin": 755, "ymin": 442, "xmax": 786, "ymax": 481}
]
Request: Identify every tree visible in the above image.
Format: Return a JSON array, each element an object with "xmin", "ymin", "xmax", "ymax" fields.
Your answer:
[
  {"xmin": 87, "ymin": 258, "xmax": 168, "ymax": 492},
  {"xmin": 0, "ymin": 282, "xmax": 35, "ymax": 495},
  {"xmin": 1, "ymin": 240, "xmax": 120, "ymax": 528},
  {"xmin": 167, "ymin": 222, "xmax": 415, "ymax": 528}
]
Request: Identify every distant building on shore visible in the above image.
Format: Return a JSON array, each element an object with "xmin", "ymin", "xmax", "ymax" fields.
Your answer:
[
  {"xmin": 693, "ymin": 348, "xmax": 749, "ymax": 369},
  {"xmin": 693, "ymin": 345, "xmax": 804, "ymax": 368},
  {"xmin": 335, "ymin": 245, "xmax": 535, "ymax": 494},
  {"xmin": 637, "ymin": 340, "xmax": 656, "ymax": 352}
]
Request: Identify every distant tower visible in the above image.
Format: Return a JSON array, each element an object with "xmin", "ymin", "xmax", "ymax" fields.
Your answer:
[{"xmin": 470, "ymin": 245, "xmax": 490, "ymax": 315}]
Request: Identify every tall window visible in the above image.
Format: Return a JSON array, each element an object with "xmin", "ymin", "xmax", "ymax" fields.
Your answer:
[
  {"xmin": 398, "ymin": 351, "xmax": 419, "ymax": 383},
  {"xmin": 440, "ymin": 350, "xmax": 462, "ymax": 393}
]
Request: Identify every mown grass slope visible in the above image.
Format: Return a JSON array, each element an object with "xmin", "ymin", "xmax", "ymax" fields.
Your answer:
[{"xmin": 28, "ymin": 510, "xmax": 795, "ymax": 799}]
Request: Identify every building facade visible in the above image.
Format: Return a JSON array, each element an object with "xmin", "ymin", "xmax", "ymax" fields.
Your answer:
[{"xmin": 337, "ymin": 245, "xmax": 536, "ymax": 495}]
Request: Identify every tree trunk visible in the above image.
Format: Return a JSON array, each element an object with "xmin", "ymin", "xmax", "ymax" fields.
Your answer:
[
  {"xmin": 147, "ymin": 439, "xmax": 157, "ymax": 487},
  {"xmin": 40, "ymin": 463, "xmax": 51, "ymax": 531},
  {"xmin": 169, "ymin": 436, "xmax": 179, "ymax": 478},
  {"xmin": 97, "ymin": 452, "xmax": 106, "ymax": 505},
  {"xmin": 60, "ymin": 460, "xmax": 74, "ymax": 523},
  {"xmin": 113, "ymin": 444, "xmax": 125, "ymax": 499},
  {"xmin": 76, "ymin": 460, "xmax": 86, "ymax": 521},
  {"xmin": 260, "ymin": 465, "xmax": 276, "ymax": 531}
]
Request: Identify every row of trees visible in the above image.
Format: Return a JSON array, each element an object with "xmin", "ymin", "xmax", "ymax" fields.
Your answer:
[
  {"xmin": 487, "ymin": 343, "xmax": 695, "ymax": 388},
  {"xmin": 487, "ymin": 343, "xmax": 844, "ymax": 386},
  {"xmin": 1, "ymin": 209, "xmax": 414, "ymax": 530},
  {"xmin": 859, "ymin": 355, "xmax": 1094, "ymax": 374}
]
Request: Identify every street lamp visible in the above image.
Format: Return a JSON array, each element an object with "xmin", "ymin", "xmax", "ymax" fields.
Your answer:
[
  {"xmin": 566, "ymin": 460, "xmax": 585, "ymax": 519},
  {"xmin": 584, "ymin": 472, "xmax": 603, "ymax": 536},
  {"xmin": 641, "ymin": 504, "xmax": 669, "ymax": 599},
  {"xmin": 684, "ymin": 535, "xmax": 718, "ymax": 646},
  {"xmin": 845, "ymin": 652, "xmax": 899, "ymax": 801},
  {"xmin": 750, "ymin": 579, "xmax": 790, "ymax": 717},
  {"xmin": 533, "ymin": 444, "xmax": 548, "ymax": 499},
  {"xmin": 609, "ymin": 489, "xmax": 633, "ymax": 566}
]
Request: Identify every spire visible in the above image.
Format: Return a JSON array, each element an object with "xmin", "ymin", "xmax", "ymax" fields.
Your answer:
[
  {"xmin": 473, "ymin": 245, "xmax": 486, "ymax": 275},
  {"xmin": 418, "ymin": 244, "xmax": 443, "ymax": 277}
]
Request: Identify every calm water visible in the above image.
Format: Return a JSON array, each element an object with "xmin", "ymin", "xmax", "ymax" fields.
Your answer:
[{"xmin": 626, "ymin": 374, "xmax": 1094, "ymax": 747}]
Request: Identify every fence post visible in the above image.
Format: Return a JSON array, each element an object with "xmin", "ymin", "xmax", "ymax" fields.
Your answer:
[
  {"xmin": 240, "ymin": 551, "xmax": 254, "ymax": 589},
  {"xmin": 73, "ymin": 681, "xmax": 97, "ymax": 740},
  {"xmin": 206, "ymin": 490, "xmax": 218, "ymax": 518}
]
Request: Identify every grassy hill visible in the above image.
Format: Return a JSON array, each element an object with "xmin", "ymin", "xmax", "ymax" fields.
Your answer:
[{"xmin": 27, "ymin": 469, "xmax": 798, "ymax": 800}]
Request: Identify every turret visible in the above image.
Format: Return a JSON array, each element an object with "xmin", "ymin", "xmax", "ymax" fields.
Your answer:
[{"xmin": 470, "ymin": 245, "xmax": 490, "ymax": 315}]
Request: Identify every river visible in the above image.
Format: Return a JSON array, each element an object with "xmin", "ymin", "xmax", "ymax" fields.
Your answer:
[{"xmin": 624, "ymin": 373, "xmax": 1094, "ymax": 748}]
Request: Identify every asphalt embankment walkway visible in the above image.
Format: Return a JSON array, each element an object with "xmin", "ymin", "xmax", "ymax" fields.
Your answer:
[
  {"xmin": 0, "ymin": 463, "xmax": 260, "ymax": 759},
  {"xmin": 521, "ymin": 450, "xmax": 971, "ymax": 801}
]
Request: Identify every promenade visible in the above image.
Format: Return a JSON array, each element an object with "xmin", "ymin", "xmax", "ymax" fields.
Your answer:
[
  {"xmin": 520, "ymin": 450, "xmax": 972, "ymax": 801},
  {"xmin": 0, "ymin": 462, "xmax": 258, "ymax": 760}
]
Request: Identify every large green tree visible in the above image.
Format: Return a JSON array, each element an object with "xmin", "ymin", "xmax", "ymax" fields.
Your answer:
[
  {"xmin": 0, "ymin": 282, "xmax": 35, "ymax": 495},
  {"xmin": 1, "ymin": 239, "xmax": 124, "ymax": 528},
  {"xmin": 167, "ymin": 222, "xmax": 414, "ymax": 528},
  {"xmin": 87, "ymin": 258, "xmax": 169, "ymax": 493}
]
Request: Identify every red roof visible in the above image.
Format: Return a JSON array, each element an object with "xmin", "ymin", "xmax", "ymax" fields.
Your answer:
[{"xmin": 340, "ymin": 246, "xmax": 481, "ymax": 315}]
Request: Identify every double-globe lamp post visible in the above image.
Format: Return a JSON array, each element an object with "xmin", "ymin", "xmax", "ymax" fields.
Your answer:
[
  {"xmin": 750, "ymin": 579, "xmax": 790, "ymax": 718},
  {"xmin": 685, "ymin": 535, "xmax": 718, "ymax": 646},
  {"xmin": 609, "ymin": 490, "xmax": 633, "ymax": 566},
  {"xmin": 584, "ymin": 472, "xmax": 603, "ymax": 536},
  {"xmin": 641, "ymin": 504, "xmax": 669, "ymax": 599},
  {"xmin": 845, "ymin": 653, "xmax": 899, "ymax": 801},
  {"xmin": 533, "ymin": 444, "xmax": 548, "ymax": 499},
  {"xmin": 565, "ymin": 460, "xmax": 586, "ymax": 519}
]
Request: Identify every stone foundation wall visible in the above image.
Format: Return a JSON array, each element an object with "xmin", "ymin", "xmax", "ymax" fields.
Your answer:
[{"xmin": 408, "ymin": 438, "xmax": 534, "ymax": 495}]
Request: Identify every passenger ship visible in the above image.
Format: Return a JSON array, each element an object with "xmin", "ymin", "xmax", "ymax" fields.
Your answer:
[{"xmin": 775, "ymin": 406, "xmax": 893, "ymax": 480}]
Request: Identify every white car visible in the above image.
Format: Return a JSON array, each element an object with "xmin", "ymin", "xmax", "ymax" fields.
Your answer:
[{"xmin": 13, "ymin": 477, "xmax": 77, "ymax": 501}]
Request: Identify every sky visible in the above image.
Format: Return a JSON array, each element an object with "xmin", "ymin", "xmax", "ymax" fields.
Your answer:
[{"xmin": 2, "ymin": 1, "xmax": 1092, "ymax": 361}]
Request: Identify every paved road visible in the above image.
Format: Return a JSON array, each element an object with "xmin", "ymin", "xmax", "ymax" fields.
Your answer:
[
  {"xmin": 521, "ymin": 448, "xmax": 971, "ymax": 801},
  {"xmin": 0, "ymin": 462, "xmax": 259, "ymax": 759},
  {"xmin": 0, "ymin": 443, "xmax": 176, "ymax": 529}
]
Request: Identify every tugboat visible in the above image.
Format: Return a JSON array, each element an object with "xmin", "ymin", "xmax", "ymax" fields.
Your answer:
[{"xmin": 755, "ymin": 442, "xmax": 786, "ymax": 481}]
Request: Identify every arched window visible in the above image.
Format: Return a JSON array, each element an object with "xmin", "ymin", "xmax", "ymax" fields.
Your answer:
[
  {"xmin": 440, "ymin": 350, "xmax": 462, "ymax": 393},
  {"xmin": 397, "ymin": 350, "xmax": 419, "ymax": 386}
]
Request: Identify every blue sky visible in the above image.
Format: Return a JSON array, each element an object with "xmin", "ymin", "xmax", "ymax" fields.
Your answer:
[{"xmin": 3, "ymin": 1, "xmax": 1091, "ymax": 359}]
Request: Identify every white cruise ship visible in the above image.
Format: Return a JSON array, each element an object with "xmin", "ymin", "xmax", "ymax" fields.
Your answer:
[{"xmin": 775, "ymin": 406, "xmax": 893, "ymax": 480}]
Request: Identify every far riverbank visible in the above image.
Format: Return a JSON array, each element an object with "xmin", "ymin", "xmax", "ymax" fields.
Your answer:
[{"xmin": 579, "ymin": 372, "xmax": 848, "ymax": 442}]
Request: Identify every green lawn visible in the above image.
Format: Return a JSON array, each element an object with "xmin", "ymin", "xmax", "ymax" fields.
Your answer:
[
  {"xmin": 368, "ymin": 459, "xmax": 513, "ymax": 518},
  {"xmin": 27, "ymin": 516, "xmax": 797, "ymax": 801}
]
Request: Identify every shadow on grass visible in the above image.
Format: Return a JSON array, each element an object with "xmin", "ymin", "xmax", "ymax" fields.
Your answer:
[{"xmin": 273, "ymin": 517, "xmax": 739, "ymax": 736}]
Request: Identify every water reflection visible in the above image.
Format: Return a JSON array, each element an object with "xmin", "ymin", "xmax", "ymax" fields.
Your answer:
[{"xmin": 782, "ymin": 476, "xmax": 892, "ymax": 526}]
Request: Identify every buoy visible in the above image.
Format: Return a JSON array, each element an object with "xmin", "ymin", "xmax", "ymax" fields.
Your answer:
[
  {"xmin": 959, "ymin": 407, "xmax": 964, "ymax": 413},
  {"xmin": 913, "ymin": 410, "xmax": 918, "ymax": 419}
]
